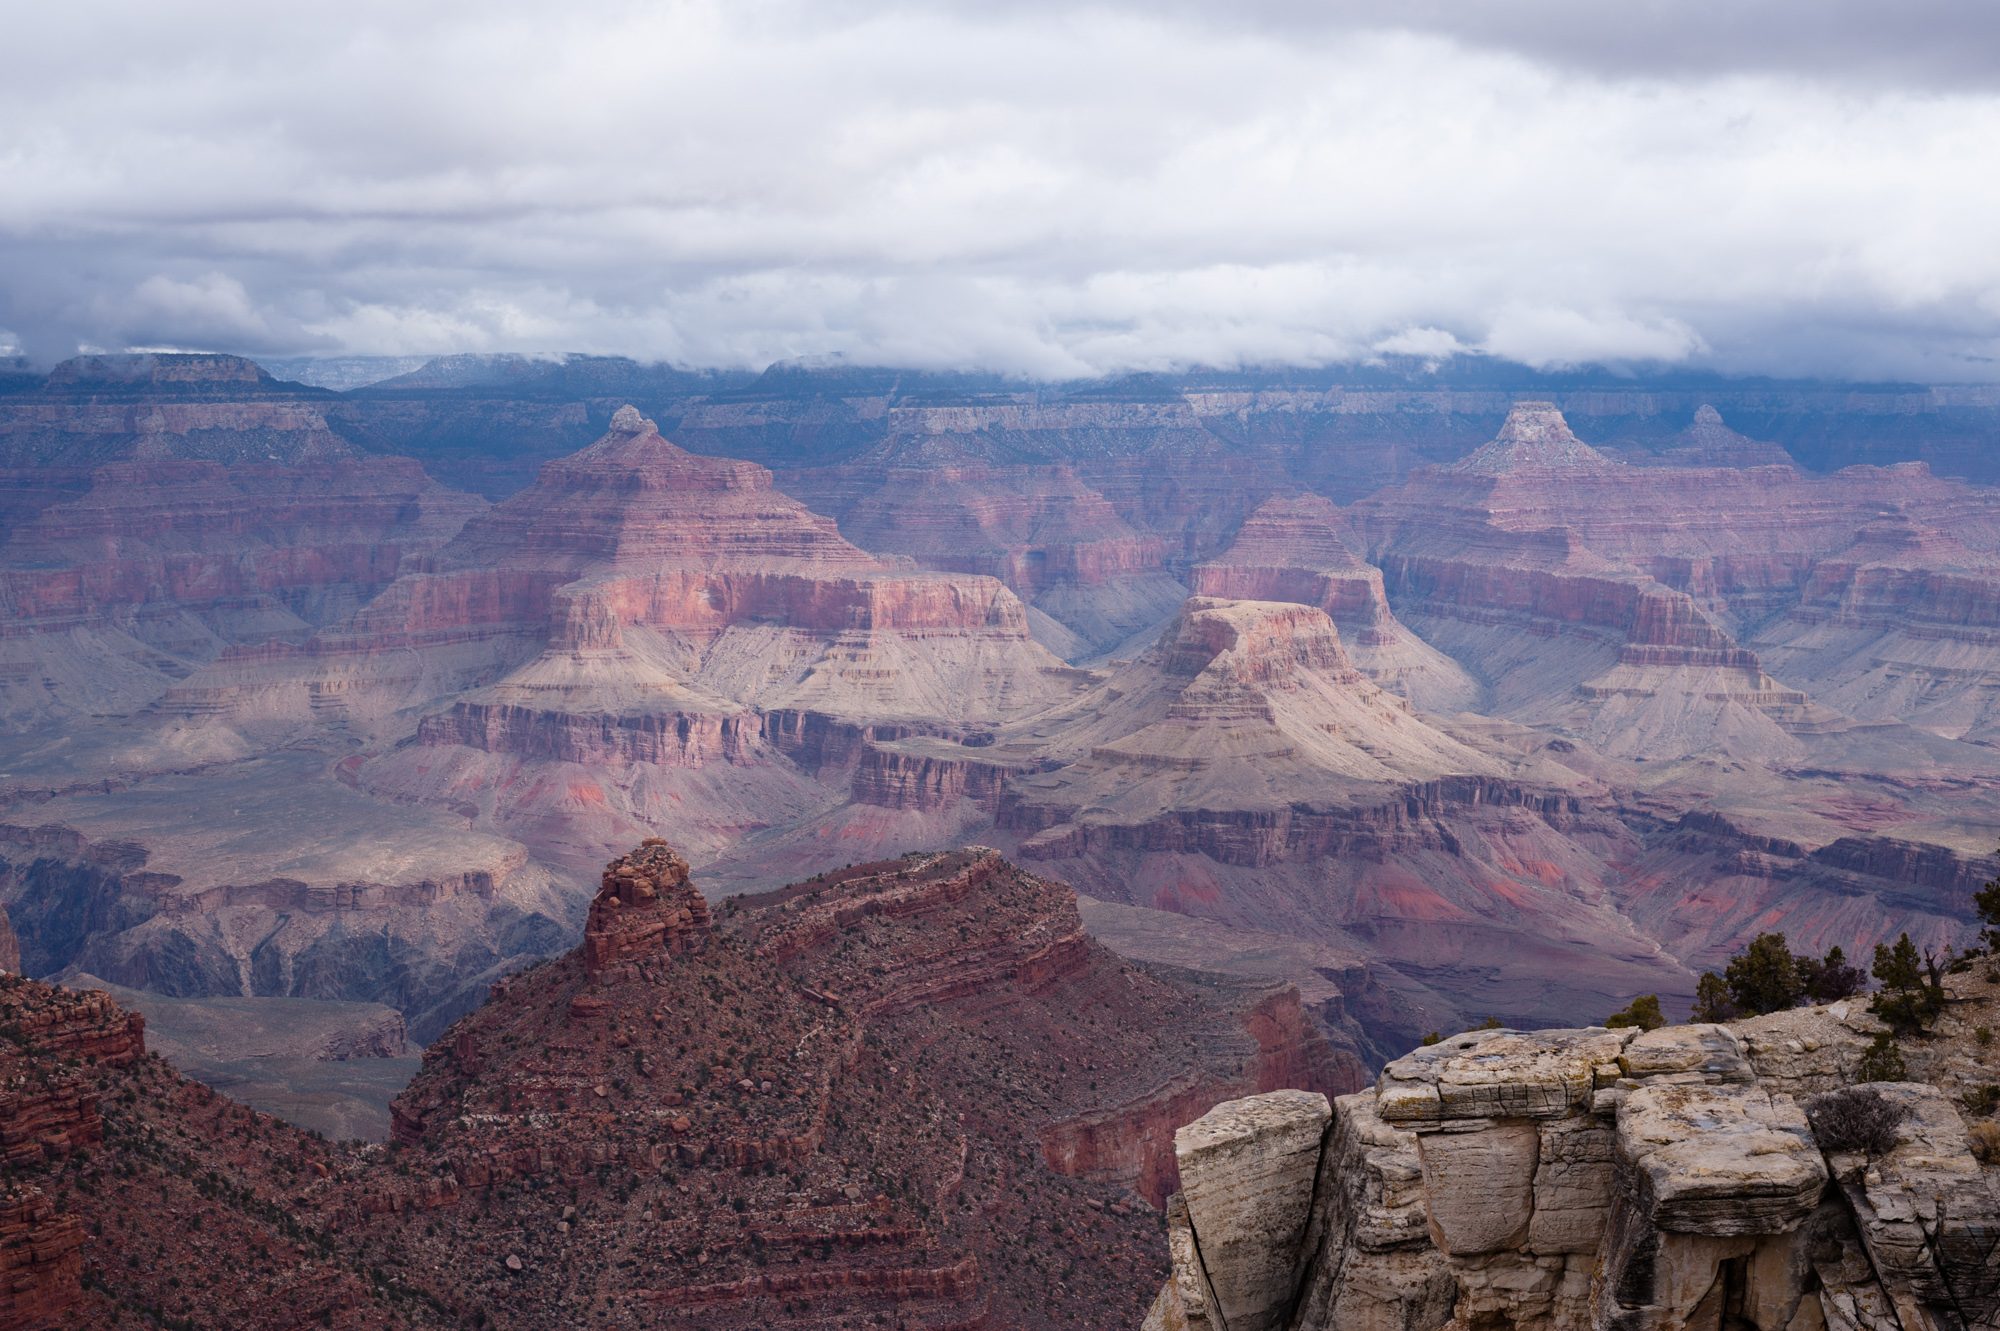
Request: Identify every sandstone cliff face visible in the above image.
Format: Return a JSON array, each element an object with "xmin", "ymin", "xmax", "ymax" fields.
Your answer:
[
  {"xmin": 0, "ymin": 354, "xmax": 484, "ymax": 731},
  {"xmin": 1146, "ymin": 1018, "xmax": 2000, "ymax": 1331}
]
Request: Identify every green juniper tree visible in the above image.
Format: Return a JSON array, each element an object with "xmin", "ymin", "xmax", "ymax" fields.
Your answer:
[
  {"xmin": 1870, "ymin": 932, "xmax": 1945, "ymax": 1035},
  {"xmin": 1725, "ymin": 933, "xmax": 1805, "ymax": 1015},
  {"xmin": 1976, "ymin": 849, "xmax": 2000, "ymax": 953},
  {"xmin": 1604, "ymin": 994, "xmax": 1665, "ymax": 1031}
]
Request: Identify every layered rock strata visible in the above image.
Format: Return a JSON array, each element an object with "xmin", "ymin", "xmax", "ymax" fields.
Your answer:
[
  {"xmin": 0, "ymin": 353, "xmax": 483, "ymax": 729},
  {"xmin": 1146, "ymin": 1020, "xmax": 2000, "ymax": 1331}
]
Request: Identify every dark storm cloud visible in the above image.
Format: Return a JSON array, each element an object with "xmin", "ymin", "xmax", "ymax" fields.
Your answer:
[
  {"xmin": 1070, "ymin": 1, "xmax": 2000, "ymax": 89},
  {"xmin": 1, "ymin": 1, "xmax": 1996, "ymax": 379}
]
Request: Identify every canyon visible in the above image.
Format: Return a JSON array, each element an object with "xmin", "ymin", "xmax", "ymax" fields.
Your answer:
[{"xmin": 1, "ymin": 352, "xmax": 1998, "ymax": 1117}]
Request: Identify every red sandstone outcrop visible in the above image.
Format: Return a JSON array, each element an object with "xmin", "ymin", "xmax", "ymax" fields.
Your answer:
[
  {"xmin": 0, "ymin": 973, "xmax": 447, "ymax": 1330},
  {"xmin": 371, "ymin": 842, "xmax": 1348, "ymax": 1329},
  {"xmin": 580, "ymin": 837, "xmax": 711, "ymax": 974},
  {"xmin": 0, "ymin": 1187, "xmax": 84, "ymax": 1331}
]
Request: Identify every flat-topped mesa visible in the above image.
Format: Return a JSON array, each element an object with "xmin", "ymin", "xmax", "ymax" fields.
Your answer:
[
  {"xmin": 1158, "ymin": 598, "xmax": 1361, "ymax": 687},
  {"xmin": 41, "ymin": 351, "xmax": 274, "ymax": 392},
  {"xmin": 1449, "ymin": 401, "xmax": 1613, "ymax": 476},
  {"xmin": 580, "ymin": 837, "xmax": 711, "ymax": 976}
]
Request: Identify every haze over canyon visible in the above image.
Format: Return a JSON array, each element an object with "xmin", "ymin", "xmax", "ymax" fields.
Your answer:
[{"xmin": 0, "ymin": 351, "xmax": 1994, "ymax": 1046}]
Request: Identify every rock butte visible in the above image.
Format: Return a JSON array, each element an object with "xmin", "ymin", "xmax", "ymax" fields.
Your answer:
[{"xmin": 1146, "ymin": 1013, "xmax": 2000, "ymax": 1331}]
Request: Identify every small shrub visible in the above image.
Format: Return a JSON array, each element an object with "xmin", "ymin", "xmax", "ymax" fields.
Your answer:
[
  {"xmin": 1807, "ymin": 1086, "xmax": 1910, "ymax": 1156},
  {"xmin": 1970, "ymin": 1120, "xmax": 2000, "ymax": 1165},
  {"xmin": 1977, "ymin": 1026, "xmax": 1993, "ymax": 1047},
  {"xmin": 1605, "ymin": 994, "xmax": 1666, "ymax": 1031},
  {"xmin": 1856, "ymin": 1032, "xmax": 1908, "ymax": 1083},
  {"xmin": 1961, "ymin": 1084, "xmax": 2000, "ymax": 1118}
]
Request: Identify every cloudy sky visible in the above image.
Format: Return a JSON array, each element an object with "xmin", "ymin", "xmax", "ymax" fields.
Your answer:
[{"xmin": 3, "ymin": 0, "xmax": 1998, "ymax": 379}]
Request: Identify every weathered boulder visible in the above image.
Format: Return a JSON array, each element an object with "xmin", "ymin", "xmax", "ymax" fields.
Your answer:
[
  {"xmin": 1617, "ymin": 1023, "xmax": 1754, "ymax": 1085},
  {"xmin": 1731, "ymin": 1001, "xmax": 1882, "ymax": 1096},
  {"xmin": 1615, "ymin": 1084, "xmax": 1827, "ymax": 1236},
  {"xmin": 1377, "ymin": 1027, "xmax": 1631, "ymax": 1125},
  {"xmin": 1174, "ymin": 1089, "xmax": 1331, "ymax": 1331},
  {"xmin": 1414, "ymin": 1119, "xmax": 1539, "ymax": 1255}
]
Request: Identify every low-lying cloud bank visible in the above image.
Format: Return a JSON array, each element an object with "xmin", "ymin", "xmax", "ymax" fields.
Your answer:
[{"xmin": 2, "ymin": 1, "xmax": 1997, "ymax": 380}]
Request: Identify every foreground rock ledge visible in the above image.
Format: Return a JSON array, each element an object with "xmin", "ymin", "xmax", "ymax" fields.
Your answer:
[{"xmin": 1144, "ymin": 1019, "xmax": 2000, "ymax": 1331}]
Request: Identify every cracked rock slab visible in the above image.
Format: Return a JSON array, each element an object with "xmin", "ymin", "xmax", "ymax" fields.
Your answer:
[
  {"xmin": 1377, "ymin": 1027, "xmax": 1633, "ymax": 1126},
  {"xmin": 1174, "ymin": 1088, "xmax": 1331, "ymax": 1331},
  {"xmin": 1616, "ymin": 1084, "xmax": 1826, "ymax": 1236}
]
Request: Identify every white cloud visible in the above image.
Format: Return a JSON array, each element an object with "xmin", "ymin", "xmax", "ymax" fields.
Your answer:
[
  {"xmin": 1480, "ymin": 307, "xmax": 1709, "ymax": 370},
  {"xmin": 1373, "ymin": 327, "xmax": 1468, "ymax": 360},
  {"xmin": 0, "ymin": 1, "xmax": 1994, "ymax": 378}
]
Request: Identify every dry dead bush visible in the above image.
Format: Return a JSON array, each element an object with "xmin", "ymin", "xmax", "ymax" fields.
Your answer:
[{"xmin": 1807, "ymin": 1086, "xmax": 1909, "ymax": 1156}]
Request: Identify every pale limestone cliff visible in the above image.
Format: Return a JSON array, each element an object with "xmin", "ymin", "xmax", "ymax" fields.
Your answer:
[{"xmin": 1145, "ymin": 1019, "xmax": 2000, "ymax": 1331}]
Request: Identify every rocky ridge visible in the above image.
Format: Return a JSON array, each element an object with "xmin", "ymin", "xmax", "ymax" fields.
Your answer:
[
  {"xmin": 0, "ymin": 839, "xmax": 1351, "ymax": 1331},
  {"xmin": 376, "ymin": 841, "xmax": 1355, "ymax": 1328}
]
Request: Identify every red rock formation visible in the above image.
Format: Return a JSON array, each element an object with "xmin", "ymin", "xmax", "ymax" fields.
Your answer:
[
  {"xmin": 371, "ymin": 842, "xmax": 1345, "ymax": 1329},
  {"xmin": 580, "ymin": 837, "xmax": 711, "ymax": 975},
  {"xmin": 0, "ymin": 1188, "xmax": 83, "ymax": 1331},
  {"xmin": 0, "ymin": 974, "xmax": 448, "ymax": 1330}
]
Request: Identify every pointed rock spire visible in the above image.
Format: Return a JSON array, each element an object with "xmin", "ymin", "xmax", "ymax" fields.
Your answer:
[{"xmin": 1450, "ymin": 401, "xmax": 1611, "ymax": 475}]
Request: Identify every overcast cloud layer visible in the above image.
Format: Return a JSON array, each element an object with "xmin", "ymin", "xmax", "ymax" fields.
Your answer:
[{"xmin": 3, "ymin": 0, "xmax": 1998, "ymax": 379}]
